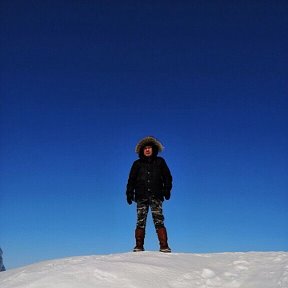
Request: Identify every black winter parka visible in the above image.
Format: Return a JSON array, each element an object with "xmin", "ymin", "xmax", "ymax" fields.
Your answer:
[{"xmin": 126, "ymin": 156, "xmax": 172, "ymax": 201}]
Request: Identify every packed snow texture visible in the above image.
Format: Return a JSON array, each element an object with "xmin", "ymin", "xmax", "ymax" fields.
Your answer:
[{"xmin": 0, "ymin": 252, "xmax": 288, "ymax": 288}]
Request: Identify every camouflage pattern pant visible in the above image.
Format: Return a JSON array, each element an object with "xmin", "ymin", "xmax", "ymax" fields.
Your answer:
[{"xmin": 136, "ymin": 197, "xmax": 165, "ymax": 229}]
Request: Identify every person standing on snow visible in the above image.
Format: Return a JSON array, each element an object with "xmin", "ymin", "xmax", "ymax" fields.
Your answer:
[{"xmin": 126, "ymin": 136, "xmax": 172, "ymax": 252}]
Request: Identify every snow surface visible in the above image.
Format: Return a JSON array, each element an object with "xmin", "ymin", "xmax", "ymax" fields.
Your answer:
[{"xmin": 0, "ymin": 252, "xmax": 288, "ymax": 288}]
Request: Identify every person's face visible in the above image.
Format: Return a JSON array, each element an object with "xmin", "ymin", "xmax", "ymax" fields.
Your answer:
[{"xmin": 143, "ymin": 145, "xmax": 153, "ymax": 157}]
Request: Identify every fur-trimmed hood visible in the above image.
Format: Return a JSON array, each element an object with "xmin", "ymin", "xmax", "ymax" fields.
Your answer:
[{"xmin": 135, "ymin": 136, "xmax": 164, "ymax": 156}]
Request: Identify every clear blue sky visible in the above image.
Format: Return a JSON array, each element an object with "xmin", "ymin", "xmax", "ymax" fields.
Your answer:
[{"xmin": 1, "ymin": 0, "xmax": 287, "ymax": 269}]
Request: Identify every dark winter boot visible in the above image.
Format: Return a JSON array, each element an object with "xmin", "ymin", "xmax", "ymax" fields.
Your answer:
[
  {"xmin": 133, "ymin": 228, "xmax": 145, "ymax": 252},
  {"xmin": 157, "ymin": 227, "xmax": 171, "ymax": 253}
]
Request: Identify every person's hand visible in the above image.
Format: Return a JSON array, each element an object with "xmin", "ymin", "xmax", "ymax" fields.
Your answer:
[
  {"xmin": 164, "ymin": 190, "xmax": 171, "ymax": 200},
  {"xmin": 127, "ymin": 193, "xmax": 134, "ymax": 205}
]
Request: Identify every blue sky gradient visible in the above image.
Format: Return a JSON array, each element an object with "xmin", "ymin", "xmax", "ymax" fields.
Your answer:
[{"xmin": 1, "ymin": 0, "xmax": 287, "ymax": 268}]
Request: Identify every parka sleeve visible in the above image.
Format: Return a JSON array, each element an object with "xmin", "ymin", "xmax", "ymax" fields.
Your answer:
[
  {"xmin": 126, "ymin": 161, "xmax": 138, "ymax": 196},
  {"xmin": 161, "ymin": 158, "xmax": 173, "ymax": 192}
]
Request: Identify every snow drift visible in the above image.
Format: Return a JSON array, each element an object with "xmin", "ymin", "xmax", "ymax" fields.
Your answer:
[{"xmin": 0, "ymin": 252, "xmax": 287, "ymax": 288}]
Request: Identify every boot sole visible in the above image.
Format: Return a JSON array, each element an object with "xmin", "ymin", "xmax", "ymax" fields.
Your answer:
[{"xmin": 160, "ymin": 248, "xmax": 171, "ymax": 253}]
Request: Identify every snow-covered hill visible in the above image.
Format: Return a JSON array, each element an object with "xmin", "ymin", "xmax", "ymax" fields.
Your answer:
[{"xmin": 0, "ymin": 252, "xmax": 287, "ymax": 288}]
